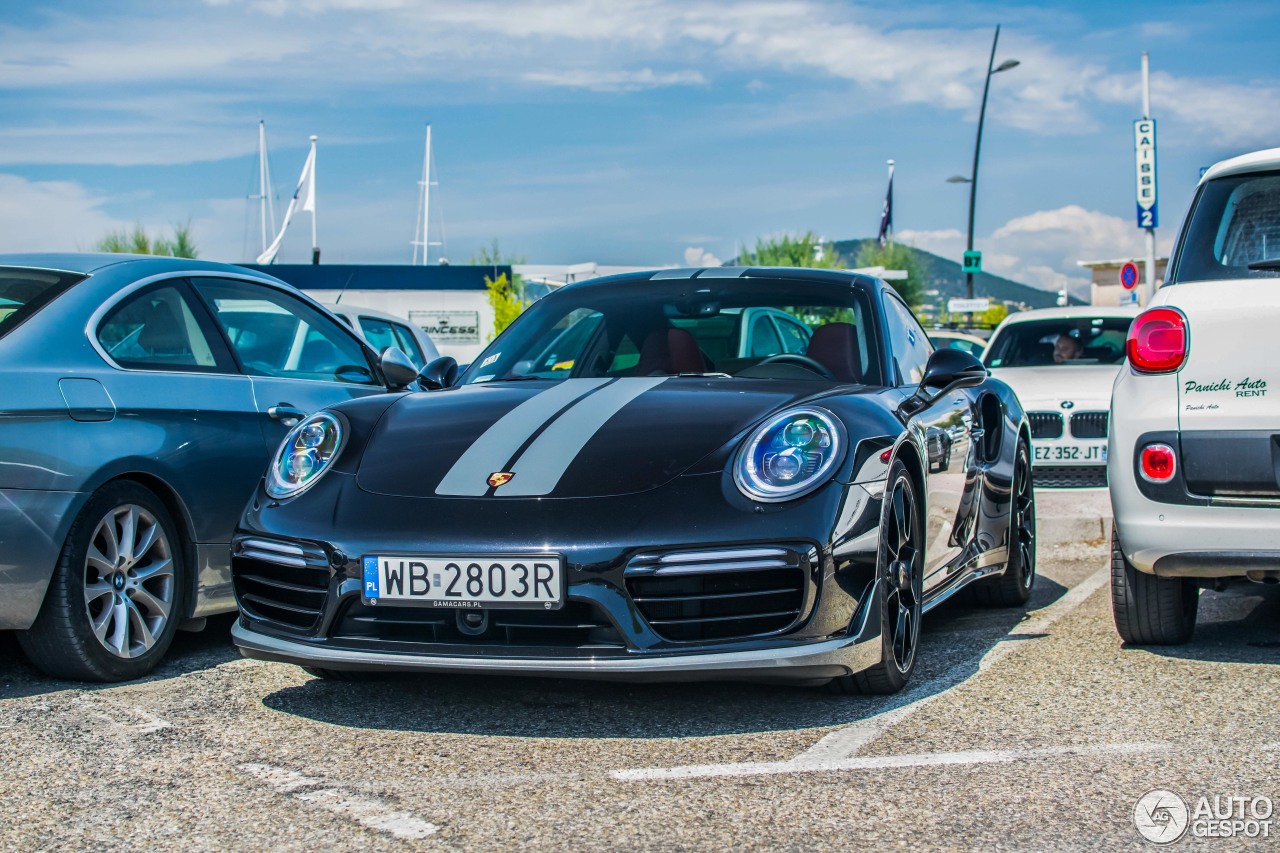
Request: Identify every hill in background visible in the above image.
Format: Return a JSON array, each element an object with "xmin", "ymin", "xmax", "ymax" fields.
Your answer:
[{"xmin": 831, "ymin": 238, "xmax": 1080, "ymax": 309}]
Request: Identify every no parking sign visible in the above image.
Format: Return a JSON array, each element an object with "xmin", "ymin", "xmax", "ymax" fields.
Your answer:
[{"xmin": 1120, "ymin": 262, "xmax": 1139, "ymax": 290}]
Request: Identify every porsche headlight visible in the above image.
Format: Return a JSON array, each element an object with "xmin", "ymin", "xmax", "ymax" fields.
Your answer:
[
  {"xmin": 266, "ymin": 412, "xmax": 344, "ymax": 499},
  {"xmin": 733, "ymin": 408, "xmax": 845, "ymax": 502}
]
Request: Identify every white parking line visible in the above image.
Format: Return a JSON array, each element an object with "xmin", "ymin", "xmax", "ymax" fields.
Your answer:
[
  {"xmin": 615, "ymin": 565, "xmax": 1113, "ymax": 781},
  {"xmin": 613, "ymin": 742, "xmax": 1167, "ymax": 782},
  {"xmin": 239, "ymin": 762, "xmax": 439, "ymax": 840},
  {"xmin": 73, "ymin": 694, "xmax": 172, "ymax": 734}
]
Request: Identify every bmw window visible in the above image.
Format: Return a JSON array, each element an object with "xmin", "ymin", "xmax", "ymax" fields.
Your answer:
[
  {"xmin": 0, "ymin": 267, "xmax": 85, "ymax": 341},
  {"xmin": 192, "ymin": 278, "xmax": 379, "ymax": 385},
  {"xmin": 985, "ymin": 318, "xmax": 1132, "ymax": 367},
  {"xmin": 97, "ymin": 282, "xmax": 230, "ymax": 372}
]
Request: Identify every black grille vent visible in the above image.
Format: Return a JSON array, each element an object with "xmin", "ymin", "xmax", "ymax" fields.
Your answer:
[
  {"xmin": 1069, "ymin": 411, "xmax": 1109, "ymax": 439},
  {"xmin": 233, "ymin": 538, "xmax": 331, "ymax": 631},
  {"xmin": 625, "ymin": 546, "xmax": 808, "ymax": 642},
  {"xmin": 1027, "ymin": 412, "xmax": 1064, "ymax": 440},
  {"xmin": 331, "ymin": 600, "xmax": 623, "ymax": 649},
  {"xmin": 1033, "ymin": 465, "xmax": 1107, "ymax": 488}
]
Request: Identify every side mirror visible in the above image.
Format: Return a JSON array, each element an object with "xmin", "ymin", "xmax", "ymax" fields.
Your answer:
[
  {"xmin": 920, "ymin": 348, "xmax": 987, "ymax": 392},
  {"xmin": 900, "ymin": 349, "xmax": 986, "ymax": 415},
  {"xmin": 418, "ymin": 355, "xmax": 459, "ymax": 391},
  {"xmin": 380, "ymin": 347, "xmax": 419, "ymax": 391}
]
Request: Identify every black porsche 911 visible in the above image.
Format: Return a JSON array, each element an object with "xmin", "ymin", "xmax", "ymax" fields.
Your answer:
[{"xmin": 231, "ymin": 267, "xmax": 1035, "ymax": 694}]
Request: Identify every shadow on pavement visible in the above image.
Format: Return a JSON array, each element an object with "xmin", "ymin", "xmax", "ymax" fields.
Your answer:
[
  {"xmin": 0, "ymin": 613, "xmax": 240, "ymax": 700},
  {"xmin": 1135, "ymin": 584, "xmax": 1280, "ymax": 666},
  {"xmin": 259, "ymin": 576, "xmax": 1070, "ymax": 740}
]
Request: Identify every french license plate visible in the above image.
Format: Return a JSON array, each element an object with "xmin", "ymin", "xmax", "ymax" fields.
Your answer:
[
  {"xmin": 1033, "ymin": 443, "xmax": 1107, "ymax": 464},
  {"xmin": 362, "ymin": 555, "xmax": 564, "ymax": 609}
]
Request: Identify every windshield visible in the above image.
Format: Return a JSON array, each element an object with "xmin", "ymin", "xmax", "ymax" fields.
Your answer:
[
  {"xmin": 984, "ymin": 317, "xmax": 1133, "ymax": 368},
  {"xmin": 1169, "ymin": 170, "xmax": 1280, "ymax": 283},
  {"xmin": 459, "ymin": 277, "xmax": 880, "ymax": 385},
  {"xmin": 0, "ymin": 267, "xmax": 86, "ymax": 341}
]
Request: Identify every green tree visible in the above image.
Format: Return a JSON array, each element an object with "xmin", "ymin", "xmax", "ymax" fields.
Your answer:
[
  {"xmin": 485, "ymin": 273, "xmax": 523, "ymax": 340},
  {"xmin": 854, "ymin": 240, "xmax": 926, "ymax": 308},
  {"xmin": 473, "ymin": 239, "xmax": 530, "ymax": 338},
  {"xmin": 739, "ymin": 231, "xmax": 839, "ymax": 269},
  {"xmin": 95, "ymin": 222, "xmax": 199, "ymax": 258}
]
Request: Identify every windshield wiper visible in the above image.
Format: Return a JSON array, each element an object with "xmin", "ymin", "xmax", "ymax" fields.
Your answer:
[{"xmin": 1246, "ymin": 258, "xmax": 1280, "ymax": 270}]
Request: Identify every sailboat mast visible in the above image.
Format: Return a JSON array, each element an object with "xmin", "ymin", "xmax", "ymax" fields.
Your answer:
[
  {"xmin": 258, "ymin": 121, "xmax": 269, "ymax": 254},
  {"xmin": 412, "ymin": 124, "xmax": 433, "ymax": 265}
]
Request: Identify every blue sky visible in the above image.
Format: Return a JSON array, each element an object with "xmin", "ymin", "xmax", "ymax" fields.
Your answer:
[{"xmin": 2, "ymin": 1, "xmax": 1278, "ymax": 295}]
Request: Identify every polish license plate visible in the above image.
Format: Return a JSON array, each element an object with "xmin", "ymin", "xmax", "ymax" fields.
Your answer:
[
  {"xmin": 362, "ymin": 555, "xmax": 564, "ymax": 609},
  {"xmin": 1033, "ymin": 443, "xmax": 1107, "ymax": 464}
]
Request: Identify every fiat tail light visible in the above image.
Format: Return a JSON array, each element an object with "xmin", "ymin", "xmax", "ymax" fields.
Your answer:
[
  {"xmin": 1127, "ymin": 307, "xmax": 1187, "ymax": 373},
  {"xmin": 1140, "ymin": 443, "xmax": 1177, "ymax": 483}
]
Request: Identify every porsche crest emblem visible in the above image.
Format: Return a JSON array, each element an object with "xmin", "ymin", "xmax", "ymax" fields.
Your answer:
[{"xmin": 487, "ymin": 471, "xmax": 515, "ymax": 488}]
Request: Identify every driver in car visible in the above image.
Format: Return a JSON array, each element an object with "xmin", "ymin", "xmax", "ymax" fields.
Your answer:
[{"xmin": 1053, "ymin": 333, "xmax": 1083, "ymax": 364}]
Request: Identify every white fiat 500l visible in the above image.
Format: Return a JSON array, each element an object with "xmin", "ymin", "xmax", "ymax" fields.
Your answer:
[
  {"xmin": 983, "ymin": 306, "xmax": 1139, "ymax": 488},
  {"xmin": 1110, "ymin": 147, "xmax": 1280, "ymax": 644}
]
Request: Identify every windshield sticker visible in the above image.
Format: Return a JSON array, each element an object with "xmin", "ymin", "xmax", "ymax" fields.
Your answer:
[
  {"xmin": 1185, "ymin": 377, "xmax": 1268, "ymax": 398},
  {"xmin": 479, "ymin": 352, "xmax": 500, "ymax": 369}
]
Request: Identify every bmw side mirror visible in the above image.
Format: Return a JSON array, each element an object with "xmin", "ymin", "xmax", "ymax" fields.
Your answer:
[
  {"xmin": 380, "ymin": 347, "xmax": 419, "ymax": 391},
  {"xmin": 901, "ymin": 349, "xmax": 987, "ymax": 415},
  {"xmin": 419, "ymin": 355, "xmax": 459, "ymax": 391}
]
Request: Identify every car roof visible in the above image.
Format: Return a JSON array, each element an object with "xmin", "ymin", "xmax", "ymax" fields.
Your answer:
[
  {"xmin": 928, "ymin": 330, "xmax": 987, "ymax": 344},
  {"xmin": 998, "ymin": 305, "xmax": 1141, "ymax": 325},
  {"xmin": 1200, "ymin": 147, "xmax": 1280, "ymax": 185},
  {"xmin": 563, "ymin": 266, "xmax": 884, "ymax": 293},
  {"xmin": 322, "ymin": 303, "xmax": 417, "ymax": 324},
  {"xmin": 0, "ymin": 252, "xmax": 282, "ymax": 279}
]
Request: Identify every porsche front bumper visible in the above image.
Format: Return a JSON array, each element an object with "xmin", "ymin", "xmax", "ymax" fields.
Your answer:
[{"xmin": 231, "ymin": 580, "xmax": 883, "ymax": 684}]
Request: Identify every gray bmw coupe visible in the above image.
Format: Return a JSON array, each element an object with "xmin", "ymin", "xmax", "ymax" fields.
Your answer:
[{"xmin": 0, "ymin": 254, "xmax": 416, "ymax": 681}]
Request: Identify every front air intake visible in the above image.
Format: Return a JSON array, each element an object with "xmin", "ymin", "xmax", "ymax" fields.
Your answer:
[
  {"xmin": 625, "ymin": 546, "xmax": 809, "ymax": 642},
  {"xmin": 232, "ymin": 537, "xmax": 331, "ymax": 631}
]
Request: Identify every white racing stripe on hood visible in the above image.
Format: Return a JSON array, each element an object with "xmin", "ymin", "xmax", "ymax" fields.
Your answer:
[
  {"xmin": 499, "ymin": 377, "xmax": 669, "ymax": 497},
  {"xmin": 435, "ymin": 378, "xmax": 610, "ymax": 496}
]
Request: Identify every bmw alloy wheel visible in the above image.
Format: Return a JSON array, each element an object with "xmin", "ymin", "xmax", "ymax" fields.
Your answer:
[{"xmin": 83, "ymin": 504, "xmax": 176, "ymax": 658}]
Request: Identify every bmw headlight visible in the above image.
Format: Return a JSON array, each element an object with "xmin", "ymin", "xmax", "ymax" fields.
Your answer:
[
  {"xmin": 733, "ymin": 408, "xmax": 846, "ymax": 502},
  {"xmin": 266, "ymin": 412, "xmax": 344, "ymax": 499}
]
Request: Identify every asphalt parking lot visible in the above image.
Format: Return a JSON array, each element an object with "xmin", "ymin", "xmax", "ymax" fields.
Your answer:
[{"xmin": 2, "ymin": 488, "xmax": 1278, "ymax": 851}]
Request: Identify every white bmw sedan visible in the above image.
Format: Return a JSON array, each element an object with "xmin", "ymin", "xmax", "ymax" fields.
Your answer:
[
  {"xmin": 983, "ymin": 306, "xmax": 1139, "ymax": 487},
  {"xmin": 1110, "ymin": 146, "xmax": 1280, "ymax": 644}
]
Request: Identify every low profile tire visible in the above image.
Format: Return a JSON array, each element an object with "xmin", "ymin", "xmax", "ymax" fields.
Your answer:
[
  {"xmin": 970, "ymin": 438, "xmax": 1036, "ymax": 607},
  {"xmin": 16, "ymin": 481, "xmax": 186, "ymax": 682},
  {"xmin": 829, "ymin": 459, "xmax": 922, "ymax": 695},
  {"xmin": 1111, "ymin": 527, "xmax": 1198, "ymax": 644}
]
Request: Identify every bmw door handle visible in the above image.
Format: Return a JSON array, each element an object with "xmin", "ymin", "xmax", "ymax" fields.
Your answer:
[
  {"xmin": 268, "ymin": 404, "xmax": 308, "ymax": 425},
  {"xmin": 969, "ymin": 428, "xmax": 986, "ymax": 440}
]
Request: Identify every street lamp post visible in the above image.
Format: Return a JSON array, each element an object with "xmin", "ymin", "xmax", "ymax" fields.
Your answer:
[{"xmin": 948, "ymin": 25, "xmax": 1019, "ymax": 300}]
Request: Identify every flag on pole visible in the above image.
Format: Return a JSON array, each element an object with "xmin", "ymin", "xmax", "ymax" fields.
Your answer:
[
  {"xmin": 877, "ymin": 160, "xmax": 894, "ymax": 247},
  {"xmin": 257, "ymin": 137, "xmax": 317, "ymax": 265}
]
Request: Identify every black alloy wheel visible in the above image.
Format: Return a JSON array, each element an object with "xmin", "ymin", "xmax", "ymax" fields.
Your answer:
[{"xmin": 830, "ymin": 459, "xmax": 922, "ymax": 695}]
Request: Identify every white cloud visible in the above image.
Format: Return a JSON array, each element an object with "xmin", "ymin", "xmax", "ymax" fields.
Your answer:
[
  {"xmin": 0, "ymin": 174, "xmax": 125, "ymax": 252},
  {"xmin": 900, "ymin": 206, "xmax": 1175, "ymax": 293},
  {"xmin": 0, "ymin": 0, "xmax": 1274, "ymax": 168},
  {"xmin": 683, "ymin": 246, "xmax": 721, "ymax": 267},
  {"xmin": 523, "ymin": 68, "xmax": 705, "ymax": 91}
]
